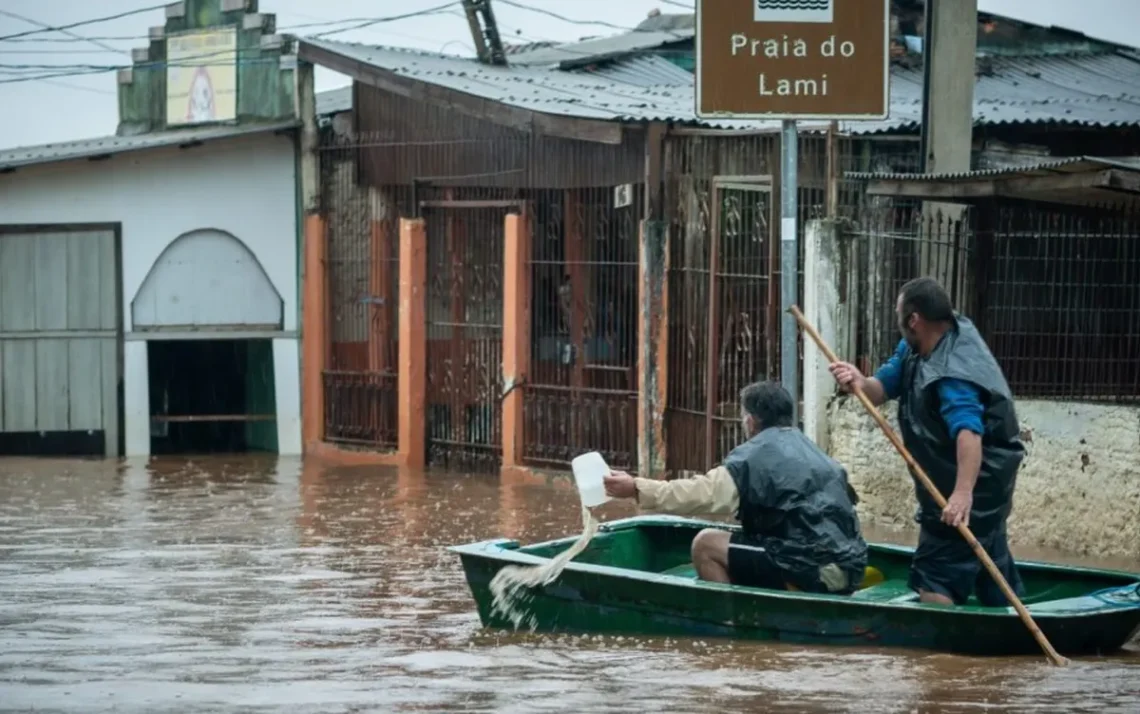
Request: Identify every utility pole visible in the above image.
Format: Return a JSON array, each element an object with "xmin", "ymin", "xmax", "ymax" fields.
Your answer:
[
  {"xmin": 920, "ymin": 0, "xmax": 977, "ymax": 175},
  {"xmin": 918, "ymin": 0, "xmax": 977, "ymax": 289},
  {"xmin": 461, "ymin": 0, "xmax": 507, "ymax": 66}
]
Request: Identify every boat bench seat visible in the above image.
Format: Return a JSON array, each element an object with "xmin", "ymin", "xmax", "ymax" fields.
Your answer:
[
  {"xmin": 663, "ymin": 564, "xmax": 699, "ymax": 579},
  {"xmin": 850, "ymin": 581, "xmax": 920, "ymax": 602}
]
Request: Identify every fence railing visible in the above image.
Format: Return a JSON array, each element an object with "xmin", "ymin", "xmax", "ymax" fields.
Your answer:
[
  {"xmin": 981, "ymin": 203, "xmax": 1140, "ymax": 401},
  {"xmin": 319, "ymin": 132, "xmax": 403, "ymax": 450},
  {"xmin": 523, "ymin": 186, "xmax": 640, "ymax": 470},
  {"xmin": 322, "ymin": 370, "xmax": 398, "ymax": 447},
  {"xmin": 846, "ymin": 199, "xmax": 1140, "ymax": 403},
  {"xmin": 848, "ymin": 203, "xmax": 976, "ymax": 372}
]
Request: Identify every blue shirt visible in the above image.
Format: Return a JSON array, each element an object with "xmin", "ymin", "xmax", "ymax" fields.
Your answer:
[{"xmin": 873, "ymin": 339, "xmax": 984, "ymax": 439}]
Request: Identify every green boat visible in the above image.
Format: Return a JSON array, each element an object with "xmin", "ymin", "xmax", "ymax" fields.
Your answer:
[{"xmin": 449, "ymin": 515, "xmax": 1140, "ymax": 656}]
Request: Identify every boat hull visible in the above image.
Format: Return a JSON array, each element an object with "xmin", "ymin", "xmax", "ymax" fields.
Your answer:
[{"xmin": 451, "ymin": 516, "xmax": 1140, "ymax": 657}]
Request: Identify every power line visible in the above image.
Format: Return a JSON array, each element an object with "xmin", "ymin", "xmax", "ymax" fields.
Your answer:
[
  {"xmin": 41, "ymin": 77, "xmax": 116, "ymax": 95},
  {"xmin": 0, "ymin": 9, "xmax": 126, "ymax": 55},
  {"xmin": 0, "ymin": 3, "xmax": 169, "ymax": 42},
  {"xmin": 493, "ymin": 0, "xmax": 635, "ymax": 33},
  {"xmin": 0, "ymin": 45, "xmax": 270, "ymax": 85},
  {"xmin": 0, "ymin": 6, "xmax": 462, "ymax": 45},
  {"xmin": 307, "ymin": 3, "xmax": 460, "ymax": 39},
  {"xmin": 0, "ymin": 48, "xmax": 142, "ymax": 54}
]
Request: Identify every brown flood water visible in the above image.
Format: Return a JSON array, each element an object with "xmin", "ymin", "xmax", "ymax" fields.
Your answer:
[{"xmin": 0, "ymin": 456, "xmax": 1137, "ymax": 714}]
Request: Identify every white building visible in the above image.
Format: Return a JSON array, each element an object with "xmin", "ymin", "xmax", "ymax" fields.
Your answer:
[{"xmin": 0, "ymin": 123, "xmax": 302, "ymax": 457}]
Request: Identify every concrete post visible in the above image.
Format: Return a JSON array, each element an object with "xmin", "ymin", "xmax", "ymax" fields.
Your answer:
[
  {"xmin": 637, "ymin": 219, "xmax": 669, "ymax": 478},
  {"xmin": 920, "ymin": 0, "xmax": 977, "ymax": 288},
  {"xmin": 501, "ymin": 212, "xmax": 531, "ymax": 470},
  {"xmin": 397, "ymin": 217, "xmax": 427, "ymax": 469},
  {"xmin": 802, "ymin": 220, "xmax": 846, "ymax": 452},
  {"xmin": 920, "ymin": 0, "xmax": 978, "ymax": 177}
]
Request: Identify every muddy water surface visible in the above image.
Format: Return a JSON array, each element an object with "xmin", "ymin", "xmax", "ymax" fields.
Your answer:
[{"xmin": 0, "ymin": 456, "xmax": 1137, "ymax": 713}]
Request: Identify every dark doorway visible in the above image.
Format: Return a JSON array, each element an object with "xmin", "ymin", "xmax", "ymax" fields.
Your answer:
[{"xmin": 147, "ymin": 339, "xmax": 277, "ymax": 455}]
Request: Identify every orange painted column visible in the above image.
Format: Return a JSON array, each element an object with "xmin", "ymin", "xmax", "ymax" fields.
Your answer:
[
  {"xmin": 397, "ymin": 217, "xmax": 427, "ymax": 469},
  {"xmin": 637, "ymin": 219, "xmax": 669, "ymax": 478},
  {"xmin": 501, "ymin": 212, "xmax": 531, "ymax": 469},
  {"xmin": 301, "ymin": 214, "xmax": 328, "ymax": 450}
]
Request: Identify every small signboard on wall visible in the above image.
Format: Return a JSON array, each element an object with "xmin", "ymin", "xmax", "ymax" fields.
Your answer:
[
  {"xmin": 613, "ymin": 184, "xmax": 633, "ymax": 209},
  {"xmin": 166, "ymin": 26, "xmax": 238, "ymax": 126}
]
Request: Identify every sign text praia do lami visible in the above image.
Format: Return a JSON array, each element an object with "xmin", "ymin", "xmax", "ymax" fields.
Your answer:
[
  {"xmin": 695, "ymin": 0, "xmax": 890, "ymax": 120},
  {"xmin": 734, "ymin": 33, "xmax": 856, "ymax": 98}
]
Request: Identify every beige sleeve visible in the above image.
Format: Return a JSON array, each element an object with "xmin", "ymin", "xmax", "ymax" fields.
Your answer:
[{"xmin": 633, "ymin": 466, "xmax": 740, "ymax": 517}]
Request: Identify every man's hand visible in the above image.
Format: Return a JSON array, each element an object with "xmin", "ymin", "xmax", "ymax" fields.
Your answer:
[
  {"xmin": 942, "ymin": 490, "xmax": 972, "ymax": 528},
  {"xmin": 604, "ymin": 470, "xmax": 638, "ymax": 500},
  {"xmin": 829, "ymin": 361, "xmax": 866, "ymax": 394}
]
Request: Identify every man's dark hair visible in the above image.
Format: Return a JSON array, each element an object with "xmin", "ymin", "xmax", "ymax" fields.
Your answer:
[
  {"xmin": 740, "ymin": 381, "xmax": 794, "ymax": 430},
  {"xmin": 898, "ymin": 277, "xmax": 954, "ymax": 323}
]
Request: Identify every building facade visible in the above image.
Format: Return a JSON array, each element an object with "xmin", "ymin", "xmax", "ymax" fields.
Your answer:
[{"xmin": 0, "ymin": 0, "xmax": 303, "ymax": 457}]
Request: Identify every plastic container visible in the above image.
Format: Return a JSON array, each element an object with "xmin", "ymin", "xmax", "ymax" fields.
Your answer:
[{"xmin": 571, "ymin": 451, "xmax": 611, "ymax": 509}]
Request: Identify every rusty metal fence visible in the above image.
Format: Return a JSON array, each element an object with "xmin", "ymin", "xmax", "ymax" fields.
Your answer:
[
  {"xmin": 662, "ymin": 135, "xmax": 779, "ymax": 473},
  {"xmin": 980, "ymin": 202, "xmax": 1140, "ymax": 401},
  {"xmin": 844, "ymin": 197, "xmax": 1140, "ymax": 403},
  {"xmin": 319, "ymin": 132, "xmax": 402, "ymax": 449},
  {"xmin": 847, "ymin": 202, "xmax": 977, "ymax": 372},
  {"xmin": 422, "ymin": 197, "xmax": 512, "ymax": 472},
  {"xmin": 524, "ymin": 188, "xmax": 640, "ymax": 471}
]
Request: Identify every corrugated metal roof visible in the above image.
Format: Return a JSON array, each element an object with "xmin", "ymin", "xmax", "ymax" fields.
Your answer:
[
  {"xmin": 301, "ymin": 39, "xmax": 1140, "ymax": 135},
  {"xmin": 845, "ymin": 52, "xmax": 1140, "ymax": 134},
  {"xmin": 506, "ymin": 29, "xmax": 694, "ymax": 69},
  {"xmin": 317, "ymin": 86, "xmax": 352, "ymax": 116},
  {"xmin": 573, "ymin": 55, "xmax": 693, "ymax": 87},
  {"xmin": 0, "ymin": 121, "xmax": 299, "ymax": 172},
  {"xmin": 633, "ymin": 13, "xmax": 694, "ymax": 33},
  {"xmin": 298, "ymin": 38, "xmax": 819, "ymax": 133},
  {"xmin": 312, "ymin": 57, "xmax": 688, "ymax": 118},
  {"xmin": 846, "ymin": 155, "xmax": 1140, "ymax": 181}
]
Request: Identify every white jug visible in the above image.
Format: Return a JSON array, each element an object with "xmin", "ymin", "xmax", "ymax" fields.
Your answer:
[{"xmin": 571, "ymin": 451, "xmax": 611, "ymax": 509}]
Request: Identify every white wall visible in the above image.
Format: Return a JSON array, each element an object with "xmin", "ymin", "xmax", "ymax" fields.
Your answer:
[
  {"xmin": 828, "ymin": 397, "xmax": 1140, "ymax": 560},
  {"xmin": 0, "ymin": 132, "xmax": 301, "ymax": 456}
]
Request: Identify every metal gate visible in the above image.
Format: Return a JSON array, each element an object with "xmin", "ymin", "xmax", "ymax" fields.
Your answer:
[
  {"xmin": 0, "ymin": 228, "xmax": 120, "ymax": 455},
  {"xmin": 665, "ymin": 177, "xmax": 775, "ymax": 473},
  {"xmin": 422, "ymin": 201, "xmax": 511, "ymax": 471},
  {"xmin": 523, "ymin": 188, "xmax": 639, "ymax": 471}
]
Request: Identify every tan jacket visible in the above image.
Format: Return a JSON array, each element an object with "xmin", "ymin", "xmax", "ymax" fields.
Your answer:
[{"xmin": 634, "ymin": 466, "xmax": 740, "ymax": 518}]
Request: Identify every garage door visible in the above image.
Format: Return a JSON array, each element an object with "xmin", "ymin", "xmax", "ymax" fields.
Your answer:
[{"xmin": 0, "ymin": 229, "xmax": 119, "ymax": 455}]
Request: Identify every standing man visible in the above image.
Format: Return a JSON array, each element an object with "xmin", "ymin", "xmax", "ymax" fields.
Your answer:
[
  {"xmin": 829, "ymin": 277, "xmax": 1025, "ymax": 607},
  {"xmin": 603, "ymin": 381, "xmax": 867, "ymax": 595}
]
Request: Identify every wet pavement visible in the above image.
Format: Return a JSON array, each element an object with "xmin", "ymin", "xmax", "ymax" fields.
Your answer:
[{"xmin": 0, "ymin": 455, "xmax": 1137, "ymax": 714}]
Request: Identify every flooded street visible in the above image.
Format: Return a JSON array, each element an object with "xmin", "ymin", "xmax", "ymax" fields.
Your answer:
[{"xmin": 0, "ymin": 457, "xmax": 1137, "ymax": 714}]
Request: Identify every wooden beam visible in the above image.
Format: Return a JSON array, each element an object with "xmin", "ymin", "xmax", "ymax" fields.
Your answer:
[
  {"xmin": 864, "ymin": 178, "xmax": 997, "ymax": 199},
  {"xmin": 299, "ymin": 41, "xmax": 623, "ymax": 145},
  {"xmin": 532, "ymin": 113, "xmax": 623, "ymax": 145},
  {"xmin": 1001, "ymin": 169, "xmax": 1117, "ymax": 195},
  {"xmin": 644, "ymin": 123, "xmax": 666, "ymax": 221},
  {"xmin": 1103, "ymin": 168, "xmax": 1140, "ymax": 194},
  {"xmin": 866, "ymin": 168, "xmax": 1140, "ymax": 202}
]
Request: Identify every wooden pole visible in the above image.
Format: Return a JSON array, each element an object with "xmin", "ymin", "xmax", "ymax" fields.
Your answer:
[{"xmin": 788, "ymin": 305, "xmax": 1069, "ymax": 667}]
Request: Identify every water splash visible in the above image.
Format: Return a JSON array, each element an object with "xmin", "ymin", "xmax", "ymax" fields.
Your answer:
[{"xmin": 489, "ymin": 505, "xmax": 599, "ymax": 631}]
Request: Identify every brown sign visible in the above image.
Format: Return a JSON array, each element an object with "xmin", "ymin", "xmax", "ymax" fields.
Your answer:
[{"xmin": 696, "ymin": 0, "xmax": 890, "ymax": 120}]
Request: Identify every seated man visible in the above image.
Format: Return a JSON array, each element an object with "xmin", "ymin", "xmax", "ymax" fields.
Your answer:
[{"xmin": 604, "ymin": 381, "xmax": 867, "ymax": 595}]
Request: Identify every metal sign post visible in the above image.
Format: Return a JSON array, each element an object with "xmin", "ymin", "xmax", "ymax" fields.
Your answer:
[
  {"xmin": 695, "ymin": 0, "xmax": 890, "ymax": 425},
  {"xmin": 780, "ymin": 119, "xmax": 799, "ymax": 422}
]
